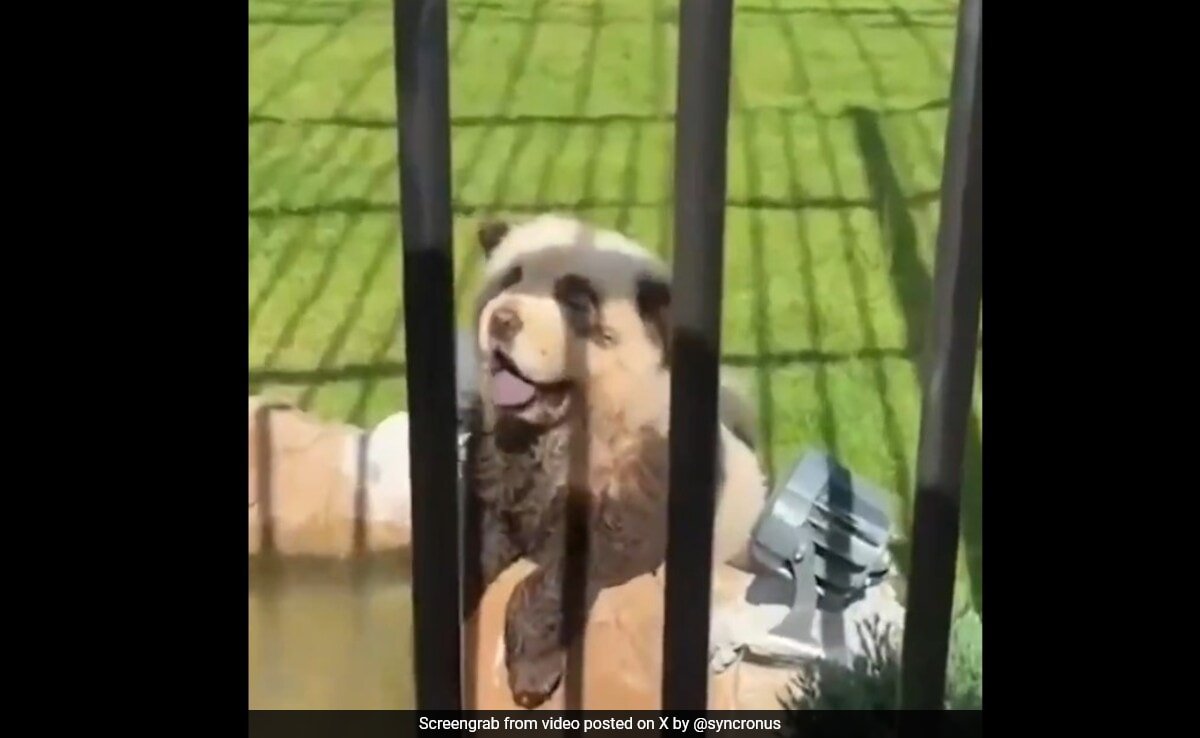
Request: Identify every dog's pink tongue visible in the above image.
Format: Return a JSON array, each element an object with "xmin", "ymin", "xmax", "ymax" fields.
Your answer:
[{"xmin": 492, "ymin": 368, "xmax": 536, "ymax": 408}]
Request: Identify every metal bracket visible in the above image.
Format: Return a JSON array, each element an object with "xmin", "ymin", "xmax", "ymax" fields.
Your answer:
[
  {"xmin": 718, "ymin": 449, "xmax": 897, "ymax": 666},
  {"xmin": 751, "ymin": 449, "xmax": 894, "ymax": 611}
]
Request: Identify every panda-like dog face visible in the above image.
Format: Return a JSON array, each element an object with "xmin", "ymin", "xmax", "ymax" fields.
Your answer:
[{"xmin": 473, "ymin": 214, "xmax": 671, "ymax": 430}]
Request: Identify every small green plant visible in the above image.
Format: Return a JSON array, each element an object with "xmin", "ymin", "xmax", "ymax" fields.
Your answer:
[
  {"xmin": 779, "ymin": 611, "xmax": 981, "ymax": 729},
  {"xmin": 946, "ymin": 610, "xmax": 982, "ymax": 709}
]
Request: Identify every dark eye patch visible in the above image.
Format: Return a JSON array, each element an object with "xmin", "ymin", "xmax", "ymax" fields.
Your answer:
[
  {"xmin": 636, "ymin": 275, "xmax": 672, "ymax": 364},
  {"xmin": 553, "ymin": 273, "xmax": 599, "ymax": 311},
  {"xmin": 499, "ymin": 265, "xmax": 523, "ymax": 290},
  {"xmin": 553, "ymin": 273, "xmax": 603, "ymax": 339}
]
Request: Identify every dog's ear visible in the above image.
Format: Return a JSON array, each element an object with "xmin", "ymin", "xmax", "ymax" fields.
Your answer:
[
  {"xmin": 477, "ymin": 219, "xmax": 510, "ymax": 257},
  {"xmin": 636, "ymin": 274, "xmax": 672, "ymax": 364}
]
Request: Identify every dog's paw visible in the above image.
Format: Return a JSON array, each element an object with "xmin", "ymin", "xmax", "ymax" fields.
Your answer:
[{"xmin": 508, "ymin": 648, "xmax": 564, "ymax": 709}]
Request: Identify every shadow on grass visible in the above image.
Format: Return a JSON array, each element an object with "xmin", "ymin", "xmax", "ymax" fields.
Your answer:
[
  {"xmin": 250, "ymin": 0, "xmax": 481, "ymax": 343},
  {"xmin": 738, "ymin": 5, "xmax": 953, "ymax": 20},
  {"xmin": 250, "ymin": 0, "xmax": 374, "ymax": 115},
  {"xmin": 259, "ymin": 159, "xmax": 395, "ymax": 369},
  {"xmin": 731, "ymin": 80, "xmax": 778, "ymax": 480},
  {"xmin": 452, "ymin": 0, "xmax": 549, "ymax": 207},
  {"xmin": 297, "ymin": 229, "xmax": 398, "ymax": 409},
  {"xmin": 248, "ymin": 190, "xmax": 939, "ymax": 221},
  {"xmin": 343, "ymin": 303, "xmax": 406, "ymax": 426},
  {"xmin": 881, "ymin": 3, "xmax": 951, "ymax": 75},
  {"xmin": 849, "ymin": 107, "xmax": 982, "ymax": 616},
  {"xmin": 250, "ymin": 45, "xmax": 392, "ymax": 205},
  {"xmin": 777, "ymin": 107, "xmax": 842, "ymax": 461},
  {"xmin": 247, "ymin": 100, "xmax": 947, "ymax": 134},
  {"xmin": 249, "ymin": 41, "xmax": 394, "ymax": 334},
  {"xmin": 769, "ymin": 0, "xmax": 914, "ymax": 545},
  {"xmin": 831, "ymin": 0, "xmax": 948, "ymax": 188}
]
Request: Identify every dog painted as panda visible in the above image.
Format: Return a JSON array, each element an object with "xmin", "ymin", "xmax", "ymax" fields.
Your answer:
[{"xmin": 461, "ymin": 214, "xmax": 768, "ymax": 709}]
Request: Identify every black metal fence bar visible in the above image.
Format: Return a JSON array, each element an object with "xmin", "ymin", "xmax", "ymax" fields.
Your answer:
[
  {"xmin": 393, "ymin": 0, "xmax": 463, "ymax": 712},
  {"xmin": 384, "ymin": 0, "xmax": 975, "ymax": 714},
  {"xmin": 661, "ymin": 0, "xmax": 736, "ymax": 713},
  {"xmin": 899, "ymin": 0, "xmax": 982, "ymax": 713}
]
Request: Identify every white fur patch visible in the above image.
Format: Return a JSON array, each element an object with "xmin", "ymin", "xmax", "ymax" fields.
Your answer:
[
  {"xmin": 340, "ymin": 412, "xmax": 411, "ymax": 526},
  {"xmin": 712, "ymin": 424, "xmax": 770, "ymax": 569},
  {"xmin": 483, "ymin": 213, "xmax": 667, "ymax": 281}
]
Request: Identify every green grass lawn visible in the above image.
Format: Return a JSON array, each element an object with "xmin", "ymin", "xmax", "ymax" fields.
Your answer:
[{"xmin": 249, "ymin": 0, "xmax": 981, "ymax": 616}]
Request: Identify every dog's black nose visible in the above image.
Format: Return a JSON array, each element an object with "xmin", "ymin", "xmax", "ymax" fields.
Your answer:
[{"xmin": 489, "ymin": 307, "xmax": 522, "ymax": 342}]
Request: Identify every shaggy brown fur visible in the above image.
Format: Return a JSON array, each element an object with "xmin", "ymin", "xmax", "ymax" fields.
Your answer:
[{"xmin": 461, "ymin": 400, "xmax": 682, "ymax": 706}]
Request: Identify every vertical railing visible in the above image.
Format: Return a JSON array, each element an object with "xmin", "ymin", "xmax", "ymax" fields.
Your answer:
[
  {"xmin": 899, "ymin": 0, "xmax": 982, "ymax": 714},
  {"xmin": 385, "ymin": 0, "xmax": 977, "ymax": 715},
  {"xmin": 661, "ymin": 0, "xmax": 736, "ymax": 713},
  {"xmin": 393, "ymin": 0, "xmax": 463, "ymax": 712}
]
